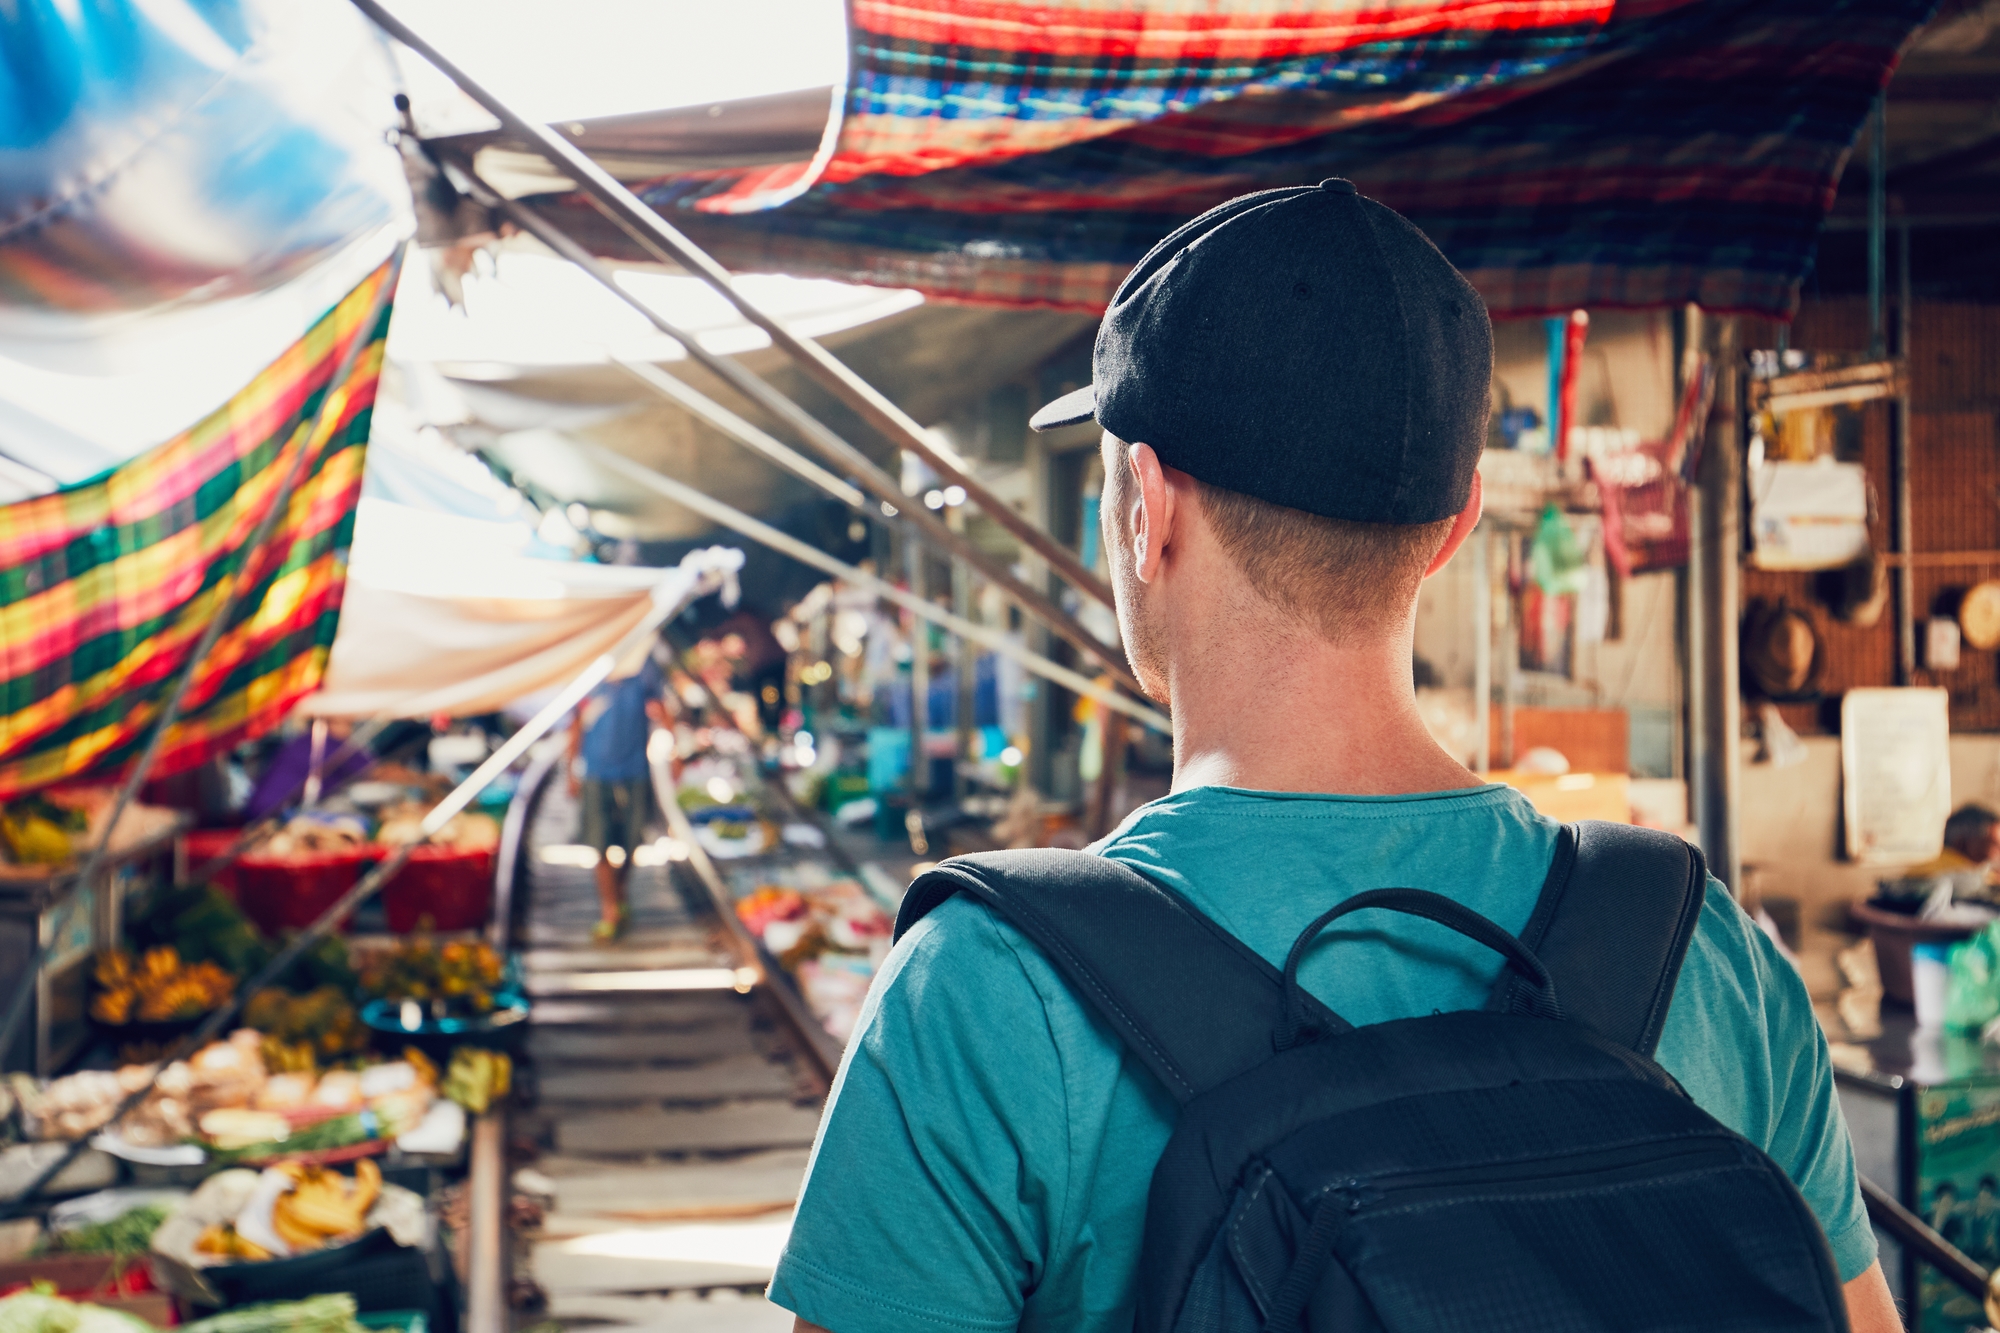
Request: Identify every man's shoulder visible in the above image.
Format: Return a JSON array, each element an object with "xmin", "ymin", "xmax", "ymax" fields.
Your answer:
[
  {"xmin": 1657, "ymin": 874, "xmax": 1815, "ymax": 1082},
  {"xmin": 884, "ymin": 893, "xmax": 1082, "ymax": 1015}
]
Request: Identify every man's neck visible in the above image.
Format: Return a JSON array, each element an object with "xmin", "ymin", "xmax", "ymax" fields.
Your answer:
[{"xmin": 1163, "ymin": 605, "xmax": 1483, "ymax": 798}]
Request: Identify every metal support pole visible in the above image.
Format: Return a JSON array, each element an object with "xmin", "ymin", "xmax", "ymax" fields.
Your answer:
[
  {"xmin": 1688, "ymin": 317, "xmax": 1742, "ymax": 894},
  {"xmin": 586, "ymin": 446, "xmax": 1171, "ymax": 734},
  {"xmin": 1895, "ymin": 221, "xmax": 1916, "ymax": 684},
  {"xmin": 953, "ymin": 541, "xmax": 975, "ymax": 799},
  {"xmin": 472, "ymin": 179, "xmax": 1140, "ymax": 699},
  {"xmin": 1472, "ymin": 523, "xmax": 1492, "ymax": 774},
  {"xmin": 908, "ymin": 536, "xmax": 930, "ymax": 807},
  {"xmin": 351, "ymin": 0, "xmax": 1114, "ymax": 611},
  {"xmin": 1861, "ymin": 1175, "xmax": 1990, "ymax": 1302},
  {"xmin": 1500, "ymin": 531, "xmax": 1518, "ymax": 770},
  {"xmin": 1869, "ymin": 96, "xmax": 1888, "ymax": 362},
  {"xmin": 465, "ymin": 1111, "xmax": 508, "ymax": 1333}
]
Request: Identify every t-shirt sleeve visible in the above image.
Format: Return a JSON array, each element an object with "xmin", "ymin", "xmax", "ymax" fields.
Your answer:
[
  {"xmin": 769, "ymin": 898, "xmax": 1070, "ymax": 1333},
  {"xmin": 1663, "ymin": 879, "xmax": 1876, "ymax": 1283}
]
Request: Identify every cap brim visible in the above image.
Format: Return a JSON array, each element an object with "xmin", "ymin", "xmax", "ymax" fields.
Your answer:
[{"xmin": 1029, "ymin": 384, "xmax": 1097, "ymax": 431}]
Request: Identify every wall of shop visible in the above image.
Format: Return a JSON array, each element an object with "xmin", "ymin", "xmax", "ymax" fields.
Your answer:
[
  {"xmin": 1416, "ymin": 311, "xmax": 1685, "ymax": 775},
  {"xmin": 1743, "ymin": 298, "xmax": 2000, "ymax": 735},
  {"xmin": 1744, "ymin": 734, "xmax": 2000, "ymax": 997}
]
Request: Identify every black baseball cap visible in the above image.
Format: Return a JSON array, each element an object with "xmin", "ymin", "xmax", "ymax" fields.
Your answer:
[{"xmin": 1030, "ymin": 179, "xmax": 1492, "ymax": 525}]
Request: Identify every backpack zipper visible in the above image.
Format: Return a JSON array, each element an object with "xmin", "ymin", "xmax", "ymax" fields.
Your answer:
[{"xmin": 1330, "ymin": 1138, "xmax": 1742, "ymax": 1214}]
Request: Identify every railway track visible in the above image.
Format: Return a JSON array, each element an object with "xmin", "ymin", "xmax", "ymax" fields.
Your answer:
[{"xmin": 505, "ymin": 757, "xmax": 828, "ymax": 1332}]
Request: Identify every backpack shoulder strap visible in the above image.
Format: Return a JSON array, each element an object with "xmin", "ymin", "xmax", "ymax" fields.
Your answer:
[
  {"xmin": 894, "ymin": 848, "xmax": 1347, "ymax": 1105},
  {"xmin": 1493, "ymin": 820, "xmax": 1709, "ymax": 1058}
]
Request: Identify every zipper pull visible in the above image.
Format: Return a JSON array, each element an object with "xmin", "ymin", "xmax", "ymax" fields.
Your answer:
[{"xmin": 1337, "ymin": 1179, "xmax": 1382, "ymax": 1212}]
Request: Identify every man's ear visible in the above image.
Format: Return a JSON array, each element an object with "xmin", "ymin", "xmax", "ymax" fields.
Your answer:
[
  {"xmin": 1127, "ymin": 442, "xmax": 1177, "ymax": 583},
  {"xmin": 1424, "ymin": 470, "xmax": 1483, "ymax": 577}
]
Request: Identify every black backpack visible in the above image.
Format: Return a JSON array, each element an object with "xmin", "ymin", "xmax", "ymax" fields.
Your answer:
[{"xmin": 894, "ymin": 820, "xmax": 1849, "ymax": 1332}]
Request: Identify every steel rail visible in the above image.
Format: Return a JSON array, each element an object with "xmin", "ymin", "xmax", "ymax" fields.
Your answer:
[{"xmin": 348, "ymin": 0, "xmax": 1115, "ymax": 613}]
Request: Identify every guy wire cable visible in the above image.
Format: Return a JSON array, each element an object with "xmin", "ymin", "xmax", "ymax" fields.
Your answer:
[
  {"xmin": 587, "ymin": 446, "xmax": 1169, "ymax": 734},
  {"xmin": 346, "ymin": 0, "xmax": 1115, "ymax": 615},
  {"xmin": 441, "ymin": 164, "xmax": 1144, "ymax": 702}
]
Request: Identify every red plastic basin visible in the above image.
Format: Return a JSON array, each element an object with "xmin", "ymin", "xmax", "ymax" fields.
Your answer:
[
  {"xmin": 233, "ymin": 850, "xmax": 372, "ymax": 936},
  {"xmin": 380, "ymin": 845, "xmax": 495, "ymax": 933},
  {"xmin": 178, "ymin": 828, "xmax": 244, "ymax": 899}
]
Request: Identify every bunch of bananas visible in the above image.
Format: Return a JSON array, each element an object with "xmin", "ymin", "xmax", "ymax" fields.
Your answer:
[
  {"xmin": 0, "ymin": 795, "xmax": 82, "ymax": 866},
  {"xmin": 91, "ymin": 946, "xmax": 235, "ymax": 1025},
  {"xmin": 195, "ymin": 1223, "xmax": 273, "ymax": 1262},
  {"xmin": 442, "ymin": 1047, "xmax": 512, "ymax": 1114},
  {"xmin": 269, "ymin": 1160, "xmax": 381, "ymax": 1252}
]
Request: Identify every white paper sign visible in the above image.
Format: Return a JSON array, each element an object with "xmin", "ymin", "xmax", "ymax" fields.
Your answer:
[
  {"xmin": 1842, "ymin": 688, "xmax": 1951, "ymax": 865},
  {"xmin": 1750, "ymin": 459, "xmax": 1871, "ymax": 571}
]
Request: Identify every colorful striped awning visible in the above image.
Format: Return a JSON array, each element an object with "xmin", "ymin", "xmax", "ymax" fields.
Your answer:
[
  {"xmin": 0, "ymin": 262, "xmax": 391, "ymax": 798},
  {"xmin": 556, "ymin": 0, "xmax": 1937, "ymax": 318}
]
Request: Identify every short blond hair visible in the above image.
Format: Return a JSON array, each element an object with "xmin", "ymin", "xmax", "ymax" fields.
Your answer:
[{"xmin": 1111, "ymin": 443, "xmax": 1454, "ymax": 643}]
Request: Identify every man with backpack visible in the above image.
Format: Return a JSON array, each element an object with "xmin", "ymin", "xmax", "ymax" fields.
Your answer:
[{"xmin": 769, "ymin": 181, "xmax": 1898, "ymax": 1331}]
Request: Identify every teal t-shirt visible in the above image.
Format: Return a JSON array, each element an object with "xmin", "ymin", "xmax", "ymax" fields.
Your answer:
[{"xmin": 770, "ymin": 785, "xmax": 1874, "ymax": 1333}]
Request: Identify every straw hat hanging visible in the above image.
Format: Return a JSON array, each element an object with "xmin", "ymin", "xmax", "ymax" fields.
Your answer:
[{"xmin": 1743, "ymin": 599, "xmax": 1824, "ymax": 700}]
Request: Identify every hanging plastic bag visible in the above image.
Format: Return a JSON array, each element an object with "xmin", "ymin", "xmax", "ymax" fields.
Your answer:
[
  {"xmin": 1528, "ymin": 504, "xmax": 1589, "ymax": 596},
  {"xmin": 1945, "ymin": 921, "xmax": 2000, "ymax": 1033}
]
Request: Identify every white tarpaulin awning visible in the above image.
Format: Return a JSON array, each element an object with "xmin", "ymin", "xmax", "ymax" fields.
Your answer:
[{"xmin": 301, "ymin": 495, "xmax": 677, "ymax": 718}]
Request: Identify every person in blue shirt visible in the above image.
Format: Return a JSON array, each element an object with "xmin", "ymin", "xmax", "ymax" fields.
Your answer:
[
  {"xmin": 771, "ymin": 184, "xmax": 1897, "ymax": 1331},
  {"xmin": 567, "ymin": 648, "xmax": 666, "ymax": 940}
]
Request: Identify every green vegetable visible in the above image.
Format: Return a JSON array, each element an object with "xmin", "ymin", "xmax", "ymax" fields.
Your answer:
[
  {"xmin": 201, "ymin": 1113, "xmax": 373, "ymax": 1167},
  {"xmin": 442, "ymin": 1047, "xmax": 511, "ymax": 1115},
  {"xmin": 35, "ymin": 1205, "xmax": 169, "ymax": 1263},
  {"xmin": 0, "ymin": 1290, "xmax": 155, "ymax": 1333},
  {"xmin": 123, "ymin": 886, "xmax": 356, "ymax": 994},
  {"xmin": 179, "ymin": 1293, "xmax": 366, "ymax": 1333}
]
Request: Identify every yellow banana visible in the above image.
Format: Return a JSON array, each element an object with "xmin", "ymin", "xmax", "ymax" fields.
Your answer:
[
  {"xmin": 269, "ymin": 1195, "xmax": 327, "ymax": 1252},
  {"xmin": 286, "ymin": 1176, "xmax": 366, "ymax": 1236},
  {"xmin": 351, "ymin": 1158, "xmax": 381, "ymax": 1216}
]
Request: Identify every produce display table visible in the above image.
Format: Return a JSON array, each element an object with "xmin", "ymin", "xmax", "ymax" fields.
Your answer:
[{"xmin": 651, "ymin": 743, "xmax": 911, "ymax": 1080}]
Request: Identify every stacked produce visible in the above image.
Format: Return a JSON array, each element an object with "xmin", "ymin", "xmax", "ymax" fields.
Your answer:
[
  {"xmin": 90, "ymin": 951, "xmax": 235, "ymax": 1028},
  {"xmin": 242, "ymin": 816, "xmax": 368, "ymax": 860},
  {"xmin": 34, "ymin": 1206, "xmax": 172, "ymax": 1264},
  {"xmin": 0, "ymin": 790, "xmax": 179, "ymax": 873},
  {"xmin": 155, "ymin": 1167, "xmax": 427, "ymax": 1273},
  {"xmin": 0, "ymin": 1288, "xmax": 153, "ymax": 1333},
  {"xmin": 359, "ymin": 939, "xmax": 507, "ymax": 1019},
  {"xmin": 370, "ymin": 806, "xmax": 498, "ymax": 852},
  {"xmin": 234, "ymin": 804, "xmax": 500, "ymax": 861},
  {"xmin": 0, "ymin": 795, "xmax": 89, "ymax": 867},
  {"xmin": 0, "ymin": 1284, "xmax": 376, "ymax": 1333},
  {"xmin": 195, "ymin": 1160, "xmax": 380, "ymax": 1260},
  {"xmin": 439, "ymin": 1049, "xmax": 509, "ymax": 1116},
  {"xmin": 11, "ymin": 1033, "xmax": 439, "ymax": 1159},
  {"xmin": 240, "ymin": 990, "xmax": 363, "ymax": 1072},
  {"xmin": 731, "ymin": 867, "xmax": 892, "ymax": 1041}
]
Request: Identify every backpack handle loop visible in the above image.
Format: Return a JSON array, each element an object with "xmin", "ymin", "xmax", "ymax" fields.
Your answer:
[{"xmin": 1276, "ymin": 888, "xmax": 1562, "ymax": 1050}]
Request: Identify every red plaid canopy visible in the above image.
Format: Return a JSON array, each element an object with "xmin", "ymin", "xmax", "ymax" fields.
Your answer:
[{"xmin": 551, "ymin": 0, "xmax": 1936, "ymax": 318}]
